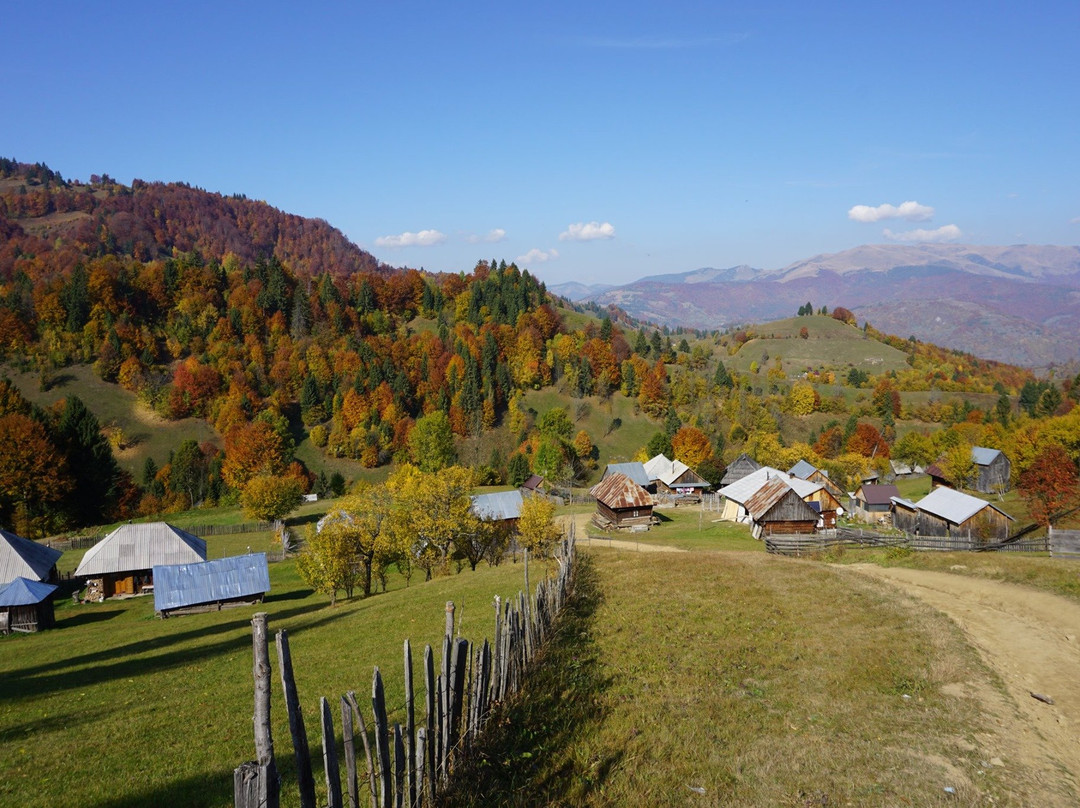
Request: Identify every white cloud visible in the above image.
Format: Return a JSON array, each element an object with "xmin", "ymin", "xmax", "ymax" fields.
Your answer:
[
  {"xmin": 467, "ymin": 228, "xmax": 507, "ymax": 244},
  {"xmin": 374, "ymin": 229, "xmax": 446, "ymax": 248},
  {"xmin": 559, "ymin": 221, "xmax": 616, "ymax": 241},
  {"xmin": 1071, "ymin": 216, "xmax": 1080, "ymax": 224},
  {"xmin": 883, "ymin": 224, "xmax": 963, "ymax": 242},
  {"xmin": 848, "ymin": 201, "xmax": 935, "ymax": 223},
  {"xmin": 516, "ymin": 248, "xmax": 559, "ymax": 265}
]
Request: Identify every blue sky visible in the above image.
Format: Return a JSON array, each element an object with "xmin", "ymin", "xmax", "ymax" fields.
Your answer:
[{"xmin": 3, "ymin": 1, "xmax": 1078, "ymax": 285}]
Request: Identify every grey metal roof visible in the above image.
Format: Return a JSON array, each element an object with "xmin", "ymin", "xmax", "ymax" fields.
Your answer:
[
  {"xmin": 890, "ymin": 496, "xmax": 919, "ymax": 511},
  {"xmin": 604, "ymin": 462, "xmax": 651, "ymax": 488},
  {"xmin": 0, "ymin": 528, "xmax": 62, "ymax": 586},
  {"xmin": 915, "ymin": 487, "xmax": 1013, "ymax": 525},
  {"xmin": 471, "ymin": 490, "xmax": 524, "ymax": 522},
  {"xmin": 787, "ymin": 460, "xmax": 818, "ymax": 480},
  {"xmin": 153, "ymin": 553, "xmax": 270, "ymax": 613},
  {"xmin": 971, "ymin": 446, "xmax": 1003, "ymax": 467},
  {"xmin": 74, "ymin": 522, "xmax": 207, "ymax": 577},
  {"xmin": 0, "ymin": 576, "xmax": 57, "ymax": 607},
  {"xmin": 719, "ymin": 467, "xmax": 822, "ymax": 505}
]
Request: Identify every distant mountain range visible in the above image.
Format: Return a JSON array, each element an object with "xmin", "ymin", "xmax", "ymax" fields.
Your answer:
[{"xmin": 550, "ymin": 244, "xmax": 1080, "ymax": 367}]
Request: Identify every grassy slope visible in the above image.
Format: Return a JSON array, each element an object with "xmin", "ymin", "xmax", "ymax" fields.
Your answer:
[{"xmin": 0, "ymin": 556, "xmax": 538, "ymax": 808}]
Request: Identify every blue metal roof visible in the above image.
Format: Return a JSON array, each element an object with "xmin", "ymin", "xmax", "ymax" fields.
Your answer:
[
  {"xmin": 787, "ymin": 460, "xmax": 818, "ymax": 479},
  {"xmin": 153, "ymin": 554, "xmax": 270, "ymax": 613},
  {"xmin": 604, "ymin": 462, "xmax": 651, "ymax": 488},
  {"xmin": 0, "ymin": 576, "xmax": 57, "ymax": 607},
  {"xmin": 471, "ymin": 490, "xmax": 524, "ymax": 521}
]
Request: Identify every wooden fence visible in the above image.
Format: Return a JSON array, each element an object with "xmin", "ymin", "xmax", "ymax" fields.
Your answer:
[
  {"xmin": 766, "ymin": 527, "xmax": 1049, "ymax": 556},
  {"xmin": 234, "ymin": 530, "xmax": 577, "ymax": 808}
]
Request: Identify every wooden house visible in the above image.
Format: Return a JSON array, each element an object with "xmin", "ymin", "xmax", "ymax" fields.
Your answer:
[
  {"xmin": 719, "ymin": 453, "xmax": 760, "ymax": 487},
  {"xmin": 0, "ymin": 577, "xmax": 57, "ymax": 634},
  {"xmin": 471, "ymin": 490, "xmax": 524, "ymax": 529},
  {"xmin": 718, "ymin": 467, "xmax": 823, "ymax": 524},
  {"xmin": 74, "ymin": 522, "xmax": 207, "ymax": 601},
  {"xmin": 851, "ymin": 483, "xmax": 900, "ymax": 523},
  {"xmin": 972, "ymin": 447, "xmax": 1010, "ymax": 494},
  {"xmin": 153, "ymin": 554, "xmax": 270, "ymax": 618},
  {"xmin": 0, "ymin": 528, "xmax": 61, "ymax": 587},
  {"xmin": 644, "ymin": 454, "xmax": 710, "ymax": 498},
  {"xmin": 745, "ymin": 478, "xmax": 820, "ymax": 539},
  {"xmin": 902, "ymin": 487, "xmax": 1013, "ymax": 541},
  {"xmin": 590, "ymin": 472, "xmax": 654, "ymax": 530}
]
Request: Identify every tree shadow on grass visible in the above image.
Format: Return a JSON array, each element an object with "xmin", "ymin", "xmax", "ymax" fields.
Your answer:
[
  {"xmin": 57, "ymin": 608, "xmax": 125, "ymax": 628},
  {"xmin": 0, "ymin": 601, "xmax": 347, "ymax": 700},
  {"xmin": 87, "ymin": 766, "xmax": 238, "ymax": 808},
  {"xmin": 440, "ymin": 553, "xmax": 619, "ymax": 807}
]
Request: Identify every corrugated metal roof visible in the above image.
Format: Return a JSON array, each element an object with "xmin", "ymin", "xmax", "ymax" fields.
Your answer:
[
  {"xmin": 787, "ymin": 460, "xmax": 818, "ymax": 479},
  {"xmin": 153, "ymin": 553, "xmax": 270, "ymax": 613},
  {"xmin": 915, "ymin": 487, "xmax": 1013, "ymax": 525},
  {"xmin": 604, "ymin": 462, "xmax": 651, "ymax": 488},
  {"xmin": 590, "ymin": 472, "xmax": 653, "ymax": 509},
  {"xmin": 471, "ymin": 490, "xmax": 524, "ymax": 521},
  {"xmin": 0, "ymin": 576, "xmax": 57, "ymax": 607},
  {"xmin": 74, "ymin": 522, "xmax": 207, "ymax": 577},
  {"xmin": 858, "ymin": 484, "xmax": 900, "ymax": 506},
  {"xmin": 745, "ymin": 478, "xmax": 794, "ymax": 520},
  {"xmin": 0, "ymin": 528, "xmax": 62, "ymax": 586},
  {"xmin": 971, "ymin": 446, "xmax": 1002, "ymax": 467},
  {"xmin": 719, "ymin": 467, "xmax": 822, "ymax": 505}
]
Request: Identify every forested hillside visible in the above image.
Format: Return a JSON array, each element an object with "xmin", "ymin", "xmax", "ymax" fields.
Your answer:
[{"xmin": 1, "ymin": 161, "xmax": 1078, "ymax": 540}]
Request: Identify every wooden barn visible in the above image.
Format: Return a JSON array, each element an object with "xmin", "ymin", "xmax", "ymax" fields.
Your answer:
[
  {"xmin": 852, "ymin": 483, "xmax": 900, "ymax": 523},
  {"xmin": 590, "ymin": 472, "xmax": 654, "ymax": 530},
  {"xmin": 0, "ymin": 577, "xmax": 57, "ymax": 634},
  {"xmin": 74, "ymin": 522, "xmax": 207, "ymax": 601},
  {"xmin": 719, "ymin": 453, "xmax": 760, "ymax": 486},
  {"xmin": 0, "ymin": 528, "xmax": 61, "ymax": 587},
  {"xmin": 745, "ymin": 477, "xmax": 820, "ymax": 539},
  {"xmin": 905, "ymin": 487, "xmax": 1013, "ymax": 541},
  {"xmin": 153, "ymin": 554, "xmax": 270, "ymax": 618},
  {"xmin": 972, "ymin": 447, "xmax": 1011, "ymax": 493},
  {"xmin": 644, "ymin": 454, "xmax": 711, "ymax": 498}
]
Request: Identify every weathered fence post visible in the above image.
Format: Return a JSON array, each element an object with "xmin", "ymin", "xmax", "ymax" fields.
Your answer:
[
  {"xmin": 403, "ymin": 639, "xmax": 415, "ymax": 808},
  {"xmin": 235, "ymin": 612, "xmax": 280, "ymax": 808},
  {"xmin": 277, "ymin": 630, "xmax": 317, "ymax": 808},
  {"xmin": 345, "ymin": 691, "xmax": 378, "ymax": 808},
  {"xmin": 372, "ymin": 668, "xmax": 393, "ymax": 808},
  {"xmin": 394, "ymin": 723, "xmax": 406, "ymax": 808},
  {"xmin": 321, "ymin": 696, "xmax": 343, "ymax": 808},
  {"xmin": 340, "ymin": 696, "xmax": 359, "ymax": 808},
  {"xmin": 423, "ymin": 646, "xmax": 436, "ymax": 804},
  {"xmin": 444, "ymin": 600, "xmax": 455, "ymax": 640},
  {"xmin": 414, "ymin": 728, "xmax": 427, "ymax": 807}
]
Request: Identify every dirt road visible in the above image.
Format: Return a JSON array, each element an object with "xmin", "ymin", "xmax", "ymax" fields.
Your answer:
[{"xmin": 843, "ymin": 563, "xmax": 1080, "ymax": 804}]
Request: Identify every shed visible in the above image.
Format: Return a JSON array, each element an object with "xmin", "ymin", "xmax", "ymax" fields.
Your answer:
[
  {"xmin": 590, "ymin": 472, "xmax": 654, "ymax": 529},
  {"xmin": 745, "ymin": 478, "xmax": 820, "ymax": 539},
  {"xmin": 889, "ymin": 496, "xmax": 920, "ymax": 533},
  {"xmin": 852, "ymin": 484, "xmax": 900, "ymax": 522},
  {"xmin": 602, "ymin": 462, "xmax": 653, "ymax": 491},
  {"xmin": 153, "ymin": 553, "xmax": 270, "ymax": 617},
  {"xmin": 910, "ymin": 487, "xmax": 1013, "ymax": 541},
  {"xmin": 471, "ymin": 490, "xmax": 524, "ymax": 525},
  {"xmin": 0, "ymin": 577, "xmax": 58, "ymax": 634},
  {"xmin": 971, "ymin": 447, "xmax": 1011, "ymax": 494},
  {"xmin": 0, "ymin": 528, "xmax": 62, "ymax": 587},
  {"xmin": 719, "ymin": 453, "xmax": 761, "ymax": 486},
  {"xmin": 74, "ymin": 522, "xmax": 207, "ymax": 601},
  {"xmin": 644, "ymin": 454, "xmax": 711, "ymax": 497}
]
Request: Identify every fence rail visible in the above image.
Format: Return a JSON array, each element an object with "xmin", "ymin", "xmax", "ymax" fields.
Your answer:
[
  {"xmin": 766, "ymin": 528, "xmax": 1049, "ymax": 556},
  {"xmin": 234, "ymin": 527, "xmax": 578, "ymax": 808}
]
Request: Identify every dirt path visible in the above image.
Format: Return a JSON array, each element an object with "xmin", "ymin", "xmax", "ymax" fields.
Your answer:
[{"xmin": 843, "ymin": 563, "xmax": 1080, "ymax": 803}]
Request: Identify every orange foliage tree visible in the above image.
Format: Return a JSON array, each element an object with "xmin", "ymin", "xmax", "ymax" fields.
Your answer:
[{"xmin": 671, "ymin": 425, "xmax": 714, "ymax": 468}]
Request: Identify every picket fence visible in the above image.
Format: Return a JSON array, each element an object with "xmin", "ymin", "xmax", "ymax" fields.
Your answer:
[{"xmin": 234, "ymin": 531, "xmax": 577, "ymax": 808}]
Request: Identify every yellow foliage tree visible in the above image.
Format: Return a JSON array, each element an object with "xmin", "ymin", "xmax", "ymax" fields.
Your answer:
[
  {"xmin": 241, "ymin": 474, "xmax": 303, "ymax": 522},
  {"xmin": 517, "ymin": 496, "xmax": 562, "ymax": 558}
]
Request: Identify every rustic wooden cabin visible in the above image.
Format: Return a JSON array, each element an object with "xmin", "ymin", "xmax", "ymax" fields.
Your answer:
[
  {"xmin": 0, "ymin": 528, "xmax": 62, "ymax": 587},
  {"xmin": 745, "ymin": 478, "xmax": 820, "ymax": 539},
  {"xmin": 644, "ymin": 454, "xmax": 711, "ymax": 498},
  {"xmin": 852, "ymin": 484, "xmax": 900, "ymax": 523},
  {"xmin": 972, "ymin": 447, "xmax": 1011, "ymax": 493},
  {"xmin": 0, "ymin": 577, "xmax": 57, "ymax": 634},
  {"xmin": 153, "ymin": 554, "xmax": 270, "ymax": 618},
  {"xmin": 74, "ymin": 522, "xmax": 207, "ymax": 601},
  {"xmin": 718, "ymin": 467, "xmax": 823, "ymax": 523},
  {"xmin": 908, "ymin": 487, "xmax": 1013, "ymax": 541},
  {"xmin": 590, "ymin": 472, "xmax": 654, "ymax": 530},
  {"xmin": 719, "ymin": 453, "xmax": 760, "ymax": 486}
]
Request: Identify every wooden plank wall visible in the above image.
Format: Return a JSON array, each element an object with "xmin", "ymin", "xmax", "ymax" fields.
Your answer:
[{"xmin": 1050, "ymin": 528, "xmax": 1080, "ymax": 558}]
